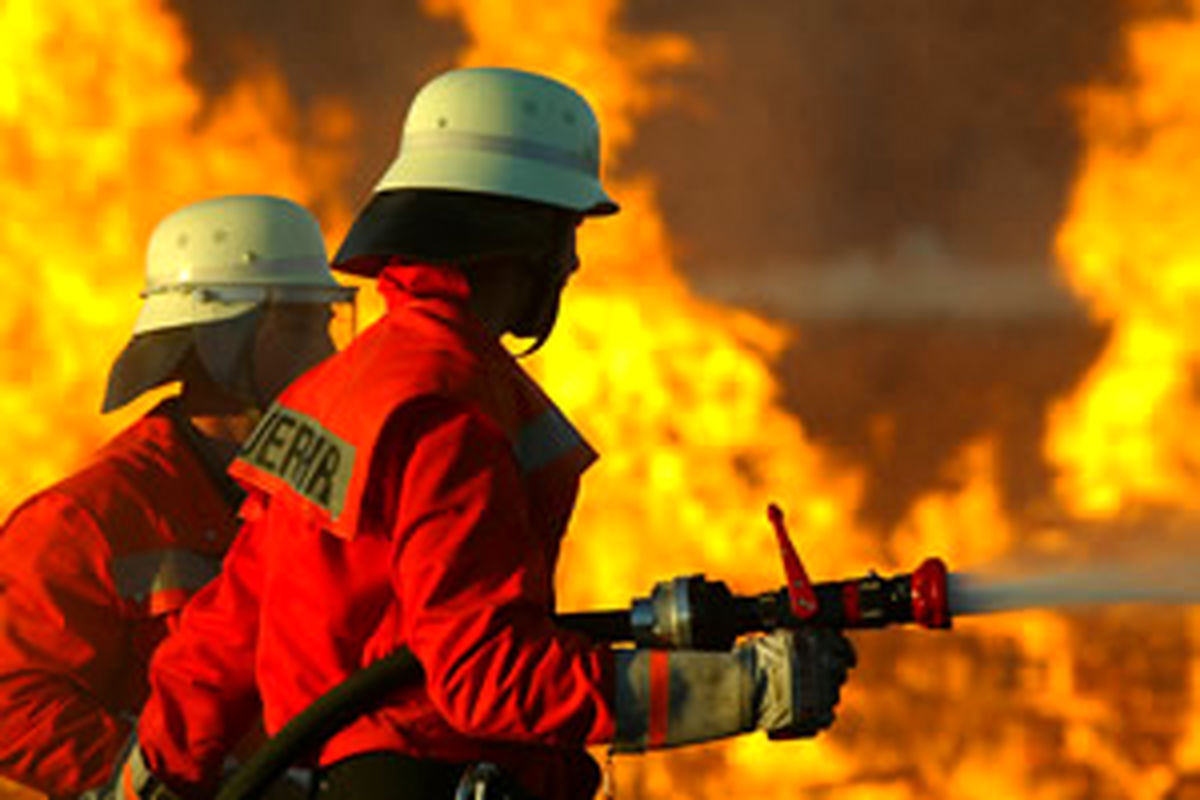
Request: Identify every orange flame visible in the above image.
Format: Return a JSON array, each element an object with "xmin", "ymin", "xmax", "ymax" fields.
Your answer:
[
  {"xmin": 0, "ymin": 0, "xmax": 353, "ymax": 521},
  {"xmin": 427, "ymin": 1, "xmax": 1200, "ymax": 799},
  {"xmin": 419, "ymin": 0, "xmax": 870, "ymax": 591},
  {"xmin": 1050, "ymin": 3, "xmax": 1200, "ymax": 518},
  {"xmin": 1047, "ymin": 7, "xmax": 1200, "ymax": 796},
  {"xmin": 7, "ymin": 0, "xmax": 1200, "ymax": 798},
  {"xmin": 422, "ymin": 0, "xmax": 886, "ymax": 795}
]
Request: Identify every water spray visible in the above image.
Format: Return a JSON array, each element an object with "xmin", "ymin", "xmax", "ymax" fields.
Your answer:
[{"xmin": 949, "ymin": 556, "xmax": 1200, "ymax": 616}]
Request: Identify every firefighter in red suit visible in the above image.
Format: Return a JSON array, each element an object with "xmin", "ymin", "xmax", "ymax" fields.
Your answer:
[
  {"xmin": 121, "ymin": 68, "xmax": 856, "ymax": 800},
  {"xmin": 0, "ymin": 195, "xmax": 354, "ymax": 799}
]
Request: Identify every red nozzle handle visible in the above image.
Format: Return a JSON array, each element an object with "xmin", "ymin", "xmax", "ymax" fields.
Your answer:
[
  {"xmin": 767, "ymin": 504, "xmax": 818, "ymax": 620},
  {"xmin": 911, "ymin": 557, "xmax": 951, "ymax": 629}
]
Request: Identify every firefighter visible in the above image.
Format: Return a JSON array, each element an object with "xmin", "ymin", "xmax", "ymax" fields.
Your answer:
[
  {"xmin": 0, "ymin": 194, "xmax": 355, "ymax": 799},
  {"xmin": 120, "ymin": 68, "xmax": 856, "ymax": 800}
]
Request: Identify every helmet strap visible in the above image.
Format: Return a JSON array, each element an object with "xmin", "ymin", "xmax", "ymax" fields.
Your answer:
[{"xmin": 511, "ymin": 222, "xmax": 578, "ymax": 357}]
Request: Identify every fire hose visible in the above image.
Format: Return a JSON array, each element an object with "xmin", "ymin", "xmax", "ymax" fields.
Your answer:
[{"xmin": 215, "ymin": 506, "xmax": 953, "ymax": 800}]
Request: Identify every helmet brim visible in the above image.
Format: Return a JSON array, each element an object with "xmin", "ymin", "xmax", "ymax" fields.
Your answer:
[{"xmin": 334, "ymin": 189, "xmax": 607, "ymax": 277}]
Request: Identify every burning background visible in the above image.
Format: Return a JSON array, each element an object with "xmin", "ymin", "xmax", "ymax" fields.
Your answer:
[{"xmin": 4, "ymin": 0, "xmax": 1200, "ymax": 798}]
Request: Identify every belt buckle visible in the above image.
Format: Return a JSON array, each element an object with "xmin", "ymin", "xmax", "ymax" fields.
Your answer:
[{"xmin": 455, "ymin": 762, "xmax": 514, "ymax": 800}]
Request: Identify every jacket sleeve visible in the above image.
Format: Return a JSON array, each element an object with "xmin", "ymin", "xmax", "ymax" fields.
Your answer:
[
  {"xmin": 0, "ymin": 493, "xmax": 132, "ymax": 797},
  {"xmin": 381, "ymin": 397, "xmax": 616, "ymax": 747},
  {"xmin": 136, "ymin": 497, "xmax": 267, "ymax": 799}
]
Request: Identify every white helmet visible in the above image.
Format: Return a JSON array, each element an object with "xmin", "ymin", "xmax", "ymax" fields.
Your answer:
[
  {"xmin": 135, "ymin": 194, "xmax": 352, "ymax": 335},
  {"xmin": 334, "ymin": 67, "xmax": 617, "ymax": 273},
  {"xmin": 103, "ymin": 195, "xmax": 355, "ymax": 412},
  {"xmin": 377, "ymin": 67, "xmax": 616, "ymax": 215}
]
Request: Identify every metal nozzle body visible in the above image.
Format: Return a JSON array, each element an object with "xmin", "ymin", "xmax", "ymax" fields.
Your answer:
[{"xmin": 617, "ymin": 558, "xmax": 953, "ymax": 650}]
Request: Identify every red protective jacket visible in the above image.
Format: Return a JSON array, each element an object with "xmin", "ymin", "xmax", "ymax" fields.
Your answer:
[
  {"xmin": 137, "ymin": 265, "xmax": 616, "ymax": 800},
  {"xmin": 0, "ymin": 400, "xmax": 240, "ymax": 798}
]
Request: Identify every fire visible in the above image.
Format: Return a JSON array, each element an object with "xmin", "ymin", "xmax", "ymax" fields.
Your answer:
[
  {"xmin": 420, "ymin": 0, "xmax": 873, "ymax": 606},
  {"xmin": 0, "ymin": 5, "xmax": 352, "ymax": 794},
  {"xmin": 429, "ymin": 0, "xmax": 1200, "ymax": 798},
  {"xmin": 8, "ymin": 0, "xmax": 1200, "ymax": 798},
  {"xmin": 0, "ymin": 0, "xmax": 353, "ymax": 522},
  {"xmin": 421, "ymin": 0, "xmax": 883, "ymax": 792},
  {"xmin": 1045, "ymin": 5, "xmax": 1200, "ymax": 797},
  {"xmin": 1049, "ymin": 4, "xmax": 1200, "ymax": 517}
]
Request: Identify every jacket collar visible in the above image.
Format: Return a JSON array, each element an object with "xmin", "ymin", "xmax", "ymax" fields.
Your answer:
[{"xmin": 378, "ymin": 260, "xmax": 472, "ymax": 310}]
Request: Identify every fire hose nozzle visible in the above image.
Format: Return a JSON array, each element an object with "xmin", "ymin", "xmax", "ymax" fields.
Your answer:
[
  {"xmin": 911, "ymin": 557, "xmax": 952, "ymax": 629},
  {"xmin": 619, "ymin": 556, "xmax": 953, "ymax": 650},
  {"xmin": 586, "ymin": 504, "xmax": 953, "ymax": 649},
  {"xmin": 764, "ymin": 503, "xmax": 952, "ymax": 631}
]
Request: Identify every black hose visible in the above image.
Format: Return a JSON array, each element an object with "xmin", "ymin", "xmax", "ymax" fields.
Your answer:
[
  {"xmin": 214, "ymin": 647, "xmax": 423, "ymax": 800},
  {"xmin": 214, "ymin": 612, "xmax": 633, "ymax": 800}
]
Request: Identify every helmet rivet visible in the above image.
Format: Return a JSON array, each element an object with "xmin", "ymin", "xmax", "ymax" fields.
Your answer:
[
  {"xmin": 437, "ymin": 116, "xmax": 448, "ymax": 129},
  {"xmin": 176, "ymin": 234, "xmax": 189, "ymax": 248},
  {"xmin": 242, "ymin": 251, "xmax": 259, "ymax": 263},
  {"xmin": 563, "ymin": 111, "xmax": 576, "ymax": 125},
  {"xmin": 213, "ymin": 229, "xmax": 228, "ymax": 243},
  {"xmin": 522, "ymin": 99, "xmax": 538, "ymax": 115}
]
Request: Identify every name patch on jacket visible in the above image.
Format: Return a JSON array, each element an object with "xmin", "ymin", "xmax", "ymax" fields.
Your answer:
[{"xmin": 239, "ymin": 405, "xmax": 356, "ymax": 518}]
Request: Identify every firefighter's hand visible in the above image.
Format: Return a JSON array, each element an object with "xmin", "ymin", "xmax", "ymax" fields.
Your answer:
[{"xmin": 752, "ymin": 628, "xmax": 856, "ymax": 739}]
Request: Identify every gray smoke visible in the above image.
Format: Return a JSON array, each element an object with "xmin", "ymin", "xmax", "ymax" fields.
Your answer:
[
  {"xmin": 166, "ymin": 0, "xmax": 1178, "ymax": 280},
  {"xmin": 691, "ymin": 227, "xmax": 1086, "ymax": 320}
]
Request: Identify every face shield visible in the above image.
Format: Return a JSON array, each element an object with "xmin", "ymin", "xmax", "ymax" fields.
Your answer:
[{"xmin": 103, "ymin": 284, "xmax": 358, "ymax": 414}]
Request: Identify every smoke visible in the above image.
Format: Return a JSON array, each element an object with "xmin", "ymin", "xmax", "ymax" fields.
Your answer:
[
  {"xmin": 624, "ymin": 0, "xmax": 1161, "ymax": 276},
  {"xmin": 692, "ymin": 227, "xmax": 1086, "ymax": 321},
  {"xmin": 165, "ymin": 0, "xmax": 1176, "ymax": 279},
  {"xmin": 164, "ymin": 0, "xmax": 464, "ymax": 203}
]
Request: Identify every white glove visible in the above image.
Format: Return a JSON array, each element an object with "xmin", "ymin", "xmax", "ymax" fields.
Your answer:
[{"xmin": 611, "ymin": 629, "xmax": 855, "ymax": 752}]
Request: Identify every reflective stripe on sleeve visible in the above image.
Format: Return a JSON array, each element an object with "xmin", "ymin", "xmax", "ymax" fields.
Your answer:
[
  {"xmin": 116, "ymin": 741, "xmax": 182, "ymax": 800},
  {"xmin": 111, "ymin": 549, "xmax": 223, "ymax": 611},
  {"xmin": 647, "ymin": 650, "xmax": 671, "ymax": 748},
  {"xmin": 121, "ymin": 743, "xmax": 153, "ymax": 800},
  {"xmin": 512, "ymin": 408, "xmax": 587, "ymax": 475},
  {"xmin": 612, "ymin": 648, "xmax": 757, "ymax": 752}
]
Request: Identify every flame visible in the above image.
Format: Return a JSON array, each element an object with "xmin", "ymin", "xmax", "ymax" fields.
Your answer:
[
  {"xmin": 1049, "ymin": 4, "xmax": 1200, "ymax": 517},
  {"xmin": 428, "ymin": 1, "xmax": 1200, "ymax": 798},
  {"xmin": 421, "ymin": 0, "xmax": 884, "ymax": 793},
  {"xmin": 1044, "ymin": 4, "xmax": 1200, "ymax": 800},
  {"xmin": 421, "ymin": 0, "xmax": 869, "ymax": 600},
  {"xmin": 0, "ymin": 4, "xmax": 354, "ymax": 797},
  {"xmin": 7, "ymin": 0, "xmax": 1200, "ymax": 798},
  {"xmin": 0, "ymin": 0, "xmax": 354, "ymax": 522}
]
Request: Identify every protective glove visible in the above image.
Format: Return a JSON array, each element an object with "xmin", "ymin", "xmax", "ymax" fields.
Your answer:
[{"xmin": 611, "ymin": 629, "xmax": 856, "ymax": 752}]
